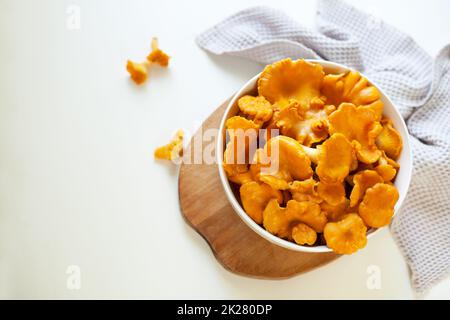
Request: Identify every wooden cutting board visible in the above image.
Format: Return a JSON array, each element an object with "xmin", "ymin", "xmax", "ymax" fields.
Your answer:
[{"xmin": 178, "ymin": 98, "xmax": 340, "ymax": 279}]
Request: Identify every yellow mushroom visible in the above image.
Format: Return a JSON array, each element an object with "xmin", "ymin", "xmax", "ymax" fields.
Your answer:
[
  {"xmin": 237, "ymin": 95, "xmax": 273, "ymax": 125},
  {"xmin": 263, "ymin": 199, "xmax": 327, "ymax": 237},
  {"xmin": 321, "ymin": 70, "xmax": 384, "ymax": 120},
  {"xmin": 292, "ymin": 223, "xmax": 317, "ymax": 245},
  {"xmin": 349, "ymin": 170, "xmax": 384, "ymax": 207},
  {"xmin": 273, "ymin": 98, "xmax": 330, "ymax": 146},
  {"xmin": 376, "ymin": 118, "xmax": 403, "ymax": 160},
  {"xmin": 258, "ymin": 58, "xmax": 325, "ymax": 109},
  {"xmin": 251, "ymin": 135, "xmax": 313, "ymax": 190},
  {"xmin": 324, "ymin": 214, "xmax": 367, "ymax": 254},
  {"xmin": 126, "ymin": 60, "xmax": 149, "ymax": 85},
  {"xmin": 223, "ymin": 116, "xmax": 259, "ymax": 178},
  {"xmin": 240, "ymin": 182, "xmax": 283, "ymax": 224},
  {"xmin": 147, "ymin": 37, "xmax": 170, "ymax": 67},
  {"xmin": 374, "ymin": 151, "xmax": 400, "ymax": 182},
  {"xmin": 288, "ymin": 178, "xmax": 322, "ymax": 203},
  {"xmin": 302, "ymin": 133, "xmax": 357, "ymax": 183},
  {"xmin": 329, "ymin": 103, "xmax": 382, "ymax": 164},
  {"xmin": 154, "ymin": 130, "xmax": 184, "ymax": 160},
  {"xmin": 358, "ymin": 183, "xmax": 399, "ymax": 228},
  {"xmin": 317, "ymin": 181, "xmax": 346, "ymax": 206}
]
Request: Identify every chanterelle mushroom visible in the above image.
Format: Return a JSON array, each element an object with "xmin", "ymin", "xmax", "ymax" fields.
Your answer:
[
  {"xmin": 288, "ymin": 178, "xmax": 322, "ymax": 203},
  {"xmin": 329, "ymin": 103, "xmax": 382, "ymax": 164},
  {"xmin": 292, "ymin": 223, "xmax": 317, "ymax": 245},
  {"xmin": 349, "ymin": 170, "xmax": 383, "ymax": 207},
  {"xmin": 263, "ymin": 199, "xmax": 327, "ymax": 238},
  {"xmin": 358, "ymin": 183, "xmax": 399, "ymax": 228},
  {"xmin": 240, "ymin": 182, "xmax": 283, "ymax": 224},
  {"xmin": 250, "ymin": 135, "xmax": 313, "ymax": 190},
  {"xmin": 223, "ymin": 116, "xmax": 259, "ymax": 178},
  {"xmin": 238, "ymin": 95, "xmax": 273, "ymax": 125},
  {"xmin": 258, "ymin": 58, "xmax": 325, "ymax": 109},
  {"xmin": 324, "ymin": 214, "xmax": 367, "ymax": 255},
  {"xmin": 302, "ymin": 133, "xmax": 357, "ymax": 183},
  {"xmin": 376, "ymin": 118, "xmax": 403, "ymax": 160},
  {"xmin": 147, "ymin": 37, "xmax": 170, "ymax": 67},
  {"xmin": 375, "ymin": 151, "xmax": 400, "ymax": 182},
  {"xmin": 321, "ymin": 70, "xmax": 384, "ymax": 120},
  {"xmin": 273, "ymin": 98, "xmax": 331, "ymax": 147}
]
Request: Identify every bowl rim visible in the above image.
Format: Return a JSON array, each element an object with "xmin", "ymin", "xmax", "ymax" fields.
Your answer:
[{"xmin": 216, "ymin": 59, "xmax": 413, "ymax": 253}]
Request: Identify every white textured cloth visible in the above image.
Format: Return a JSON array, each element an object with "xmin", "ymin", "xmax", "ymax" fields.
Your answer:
[{"xmin": 197, "ymin": 0, "xmax": 450, "ymax": 293}]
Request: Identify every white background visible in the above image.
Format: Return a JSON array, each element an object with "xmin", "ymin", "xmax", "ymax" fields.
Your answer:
[{"xmin": 1, "ymin": 0, "xmax": 449, "ymax": 299}]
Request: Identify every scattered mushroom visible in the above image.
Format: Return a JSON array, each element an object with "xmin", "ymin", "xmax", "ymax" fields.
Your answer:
[
  {"xmin": 127, "ymin": 37, "xmax": 170, "ymax": 85},
  {"xmin": 126, "ymin": 60, "xmax": 149, "ymax": 85},
  {"xmin": 154, "ymin": 130, "xmax": 184, "ymax": 160},
  {"xmin": 147, "ymin": 37, "xmax": 170, "ymax": 67}
]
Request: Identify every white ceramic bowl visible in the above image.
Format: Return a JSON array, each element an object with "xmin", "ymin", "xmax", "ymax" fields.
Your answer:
[{"xmin": 217, "ymin": 59, "xmax": 412, "ymax": 253}]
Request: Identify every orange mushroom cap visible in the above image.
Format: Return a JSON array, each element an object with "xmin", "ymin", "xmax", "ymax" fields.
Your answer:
[
  {"xmin": 154, "ymin": 130, "xmax": 184, "ymax": 160},
  {"xmin": 292, "ymin": 223, "xmax": 317, "ymax": 245},
  {"xmin": 258, "ymin": 58, "xmax": 324, "ymax": 108},
  {"xmin": 358, "ymin": 183, "xmax": 399, "ymax": 228},
  {"xmin": 288, "ymin": 178, "xmax": 322, "ymax": 203},
  {"xmin": 263, "ymin": 199, "xmax": 327, "ymax": 237},
  {"xmin": 375, "ymin": 151, "xmax": 400, "ymax": 182},
  {"xmin": 126, "ymin": 60, "xmax": 149, "ymax": 85},
  {"xmin": 324, "ymin": 214, "xmax": 367, "ymax": 254},
  {"xmin": 329, "ymin": 103, "xmax": 382, "ymax": 164},
  {"xmin": 255, "ymin": 135, "xmax": 313, "ymax": 190},
  {"xmin": 223, "ymin": 116, "xmax": 259, "ymax": 178},
  {"xmin": 314, "ymin": 133, "xmax": 357, "ymax": 183},
  {"xmin": 147, "ymin": 37, "xmax": 170, "ymax": 67},
  {"xmin": 376, "ymin": 118, "xmax": 403, "ymax": 160},
  {"xmin": 349, "ymin": 170, "xmax": 384, "ymax": 207},
  {"xmin": 240, "ymin": 182, "xmax": 283, "ymax": 224},
  {"xmin": 317, "ymin": 181, "xmax": 346, "ymax": 206},
  {"xmin": 321, "ymin": 71, "xmax": 383, "ymax": 120},
  {"xmin": 238, "ymin": 95, "xmax": 273, "ymax": 125},
  {"xmin": 320, "ymin": 199, "xmax": 349, "ymax": 222},
  {"xmin": 275, "ymin": 98, "xmax": 330, "ymax": 147}
]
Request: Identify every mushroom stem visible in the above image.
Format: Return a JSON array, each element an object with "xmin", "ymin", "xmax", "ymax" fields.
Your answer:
[{"xmin": 301, "ymin": 145, "xmax": 319, "ymax": 164}]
